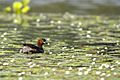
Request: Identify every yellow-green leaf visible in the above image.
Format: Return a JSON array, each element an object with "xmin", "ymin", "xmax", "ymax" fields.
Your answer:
[
  {"xmin": 21, "ymin": 6, "xmax": 30, "ymax": 13},
  {"xmin": 5, "ymin": 6, "xmax": 11, "ymax": 12},
  {"xmin": 13, "ymin": 1, "xmax": 23, "ymax": 11}
]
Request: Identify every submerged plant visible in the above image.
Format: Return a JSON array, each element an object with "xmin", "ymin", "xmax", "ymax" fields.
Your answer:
[{"xmin": 5, "ymin": 0, "xmax": 30, "ymax": 24}]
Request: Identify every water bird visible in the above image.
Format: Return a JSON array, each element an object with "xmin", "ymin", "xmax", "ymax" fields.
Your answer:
[{"xmin": 20, "ymin": 38, "xmax": 47, "ymax": 53}]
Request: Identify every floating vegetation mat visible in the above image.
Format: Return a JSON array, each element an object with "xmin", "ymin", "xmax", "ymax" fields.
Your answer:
[{"xmin": 0, "ymin": 13, "xmax": 120, "ymax": 80}]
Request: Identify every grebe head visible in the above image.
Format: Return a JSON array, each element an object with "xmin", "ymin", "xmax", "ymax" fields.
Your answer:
[{"xmin": 37, "ymin": 38, "xmax": 47, "ymax": 47}]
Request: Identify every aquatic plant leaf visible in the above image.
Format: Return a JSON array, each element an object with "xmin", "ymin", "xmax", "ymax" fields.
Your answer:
[
  {"xmin": 21, "ymin": 6, "xmax": 30, "ymax": 13},
  {"xmin": 5, "ymin": 6, "xmax": 11, "ymax": 12},
  {"xmin": 13, "ymin": 1, "xmax": 23, "ymax": 13}
]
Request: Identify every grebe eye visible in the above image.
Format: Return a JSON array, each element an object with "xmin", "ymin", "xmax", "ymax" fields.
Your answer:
[
  {"xmin": 42, "ymin": 38, "xmax": 48, "ymax": 44},
  {"xmin": 42, "ymin": 38, "xmax": 46, "ymax": 42}
]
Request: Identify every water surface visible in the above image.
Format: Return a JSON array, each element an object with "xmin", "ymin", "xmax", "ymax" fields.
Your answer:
[{"xmin": 0, "ymin": 13, "xmax": 120, "ymax": 80}]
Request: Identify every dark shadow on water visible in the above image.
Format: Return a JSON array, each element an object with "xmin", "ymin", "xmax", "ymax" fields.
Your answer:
[{"xmin": 80, "ymin": 42, "xmax": 118, "ymax": 46}]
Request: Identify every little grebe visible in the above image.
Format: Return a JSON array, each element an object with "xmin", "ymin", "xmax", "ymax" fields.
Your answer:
[{"xmin": 20, "ymin": 38, "xmax": 46, "ymax": 53}]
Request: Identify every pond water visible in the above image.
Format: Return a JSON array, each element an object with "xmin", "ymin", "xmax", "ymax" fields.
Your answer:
[{"xmin": 0, "ymin": 13, "xmax": 120, "ymax": 80}]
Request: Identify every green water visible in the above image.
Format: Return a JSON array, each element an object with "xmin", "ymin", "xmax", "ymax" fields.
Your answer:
[{"xmin": 0, "ymin": 13, "xmax": 120, "ymax": 80}]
